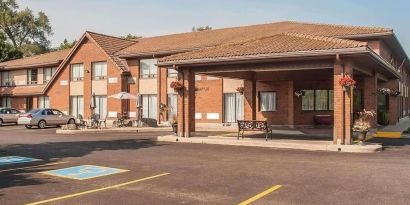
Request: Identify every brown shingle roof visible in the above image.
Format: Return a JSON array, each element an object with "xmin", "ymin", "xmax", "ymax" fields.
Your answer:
[
  {"xmin": 118, "ymin": 21, "xmax": 391, "ymax": 56},
  {"xmin": 86, "ymin": 31, "xmax": 136, "ymax": 71},
  {"xmin": 158, "ymin": 33, "xmax": 368, "ymax": 64},
  {"xmin": 0, "ymin": 49, "xmax": 71, "ymax": 69}
]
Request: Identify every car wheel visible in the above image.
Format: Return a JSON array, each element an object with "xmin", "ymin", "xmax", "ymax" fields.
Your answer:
[
  {"xmin": 38, "ymin": 120, "xmax": 46, "ymax": 129},
  {"xmin": 68, "ymin": 118, "xmax": 75, "ymax": 124},
  {"xmin": 25, "ymin": 125, "xmax": 32, "ymax": 129}
]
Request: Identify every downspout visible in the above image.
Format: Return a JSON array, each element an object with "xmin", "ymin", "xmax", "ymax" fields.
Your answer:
[{"xmin": 341, "ymin": 64, "xmax": 346, "ymax": 145}]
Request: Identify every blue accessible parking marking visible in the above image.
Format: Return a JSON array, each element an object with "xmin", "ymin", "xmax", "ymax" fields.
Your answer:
[
  {"xmin": 43, "ymin": 165, "xmax": 129, "ymax": 180},
  {"xmin": 0, "ymin": 156, "xmax": 41, "ymax": 166}
]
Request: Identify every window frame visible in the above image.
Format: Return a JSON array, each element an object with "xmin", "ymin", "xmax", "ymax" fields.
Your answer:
[
  {"xmin": 301, "ymin": 89, "xmax": 334, "ymax": 111},
  {"xmin": 27, "ymin": 69, "xmax": 38, "ymax": 85},
  {"xmin": 91, "ymin": 61, "xmax": 107, "ymax": 80},
  {"xmin": 139, "ymin": 59, "xmax": 158, "ymax": 79},
  {"xmin": 167, "ymin": 68, "xmax": 178, "ymax": 78},
  {"xmin": 43, "ymin": 67, "xmax": 56, "ymax": 84},
  {"xmin": 259, "ymin": 91, "xmax": 277, "ymax": 112},
  {"xmin": 70, "ymin": 63, "xmax": 84, "ymax": 81},
  {"xmin": 1, "ymin": 71, "xmax": 11, "ymax": 86}
]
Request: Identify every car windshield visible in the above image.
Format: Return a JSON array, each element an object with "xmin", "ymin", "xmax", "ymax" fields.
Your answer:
[{"xmin": 28, "ymin": 109, "xmax": 41, "ymax": 114}]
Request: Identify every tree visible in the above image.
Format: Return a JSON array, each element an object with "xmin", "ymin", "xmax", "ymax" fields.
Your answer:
[
  {"xmin": 0, "ymin": 0, "xmax": 52, "ymax": 56},
  {"xmin": 192, "ymin": 26, "xmax": 212, "ymax": 32},
  {"xmin": 120, "ymin": 34, "xmax": 142, "ymax": 41},
  {"xmin": 0, "ymin": 32, "xmax": 22, "ymax": 62},
  {"xmin": 54, "ymin": 38, "xmax": 76, "ymax": 51}
]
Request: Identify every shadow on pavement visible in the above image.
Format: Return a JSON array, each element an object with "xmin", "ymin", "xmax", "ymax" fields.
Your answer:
[
  {"xmin": 0, "ymin": 138, "xmax": 163, "ymax": 189},
  {"xmin": 368, "ymin": 137, "xmax": 410, "ymax": 149}
]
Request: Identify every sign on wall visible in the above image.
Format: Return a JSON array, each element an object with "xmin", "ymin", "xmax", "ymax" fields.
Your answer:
[
  {"xmin": 60, "ymin": 80, "xmax": 68, "ymax": 86},
  {"xmin": 108, "ymin": 77, "xmax": 118, "ymax": 84}
]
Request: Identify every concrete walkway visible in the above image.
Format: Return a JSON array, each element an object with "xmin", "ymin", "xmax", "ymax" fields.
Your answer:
[
  {"xmin": 157, "ymin": 135, "xmax": 382, "ymax": 153},
  {"xmin": 375, "ymin": 117, "xmax": 410, "ymax": 138},
  {"xmin": 56, "ymin": 127, "xmax": 171, "ymax": 134}
]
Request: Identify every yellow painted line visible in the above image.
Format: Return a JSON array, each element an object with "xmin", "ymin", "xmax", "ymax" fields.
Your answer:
[
  {"xmin": 237, "ymin": 185, "xmax": 282, "ymax": 205},
  {"xmin": 0, "ymin": 161, "xmax": 68, "ymax": 173},
  {"xmin": 40, "ymin": 165, "xmax": 129, "ymax": 180},
  {"xmin": 374, "ymin": 132, "xmax": 402, "ymax": 138},
  {"xmin": 25, "ymin": 172, "xmax": 170, "ymax": 205}
]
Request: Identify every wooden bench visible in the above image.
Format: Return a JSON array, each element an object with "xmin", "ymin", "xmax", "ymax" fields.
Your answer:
[{"xmin": 237, "ymin": 120, "xmax": 272, "ymax": 141}]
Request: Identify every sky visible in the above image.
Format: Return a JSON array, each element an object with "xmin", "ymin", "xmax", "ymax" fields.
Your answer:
[{"xmin": 17, "ymin": 0, "xmax": 410, "ymax": 53}]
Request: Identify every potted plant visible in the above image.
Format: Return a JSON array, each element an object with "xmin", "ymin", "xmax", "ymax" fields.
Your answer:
[
  {"xmin": 171, "ymin": 115, "xmax": 178, "ymax": 134},
  {"xmin": 352, "ymin": 109, "xmax": 376, "ymax": 145},
  {"xmin": 338, "ymin": 75, "xmax": 356, "ymax": 91},
  {"xmin": 170, "ymin": 80, "xmax": 183, "ymax": 92},
  {"xmin": 236, "ymin": 86, "xmax": 244, "ymax": 95}
]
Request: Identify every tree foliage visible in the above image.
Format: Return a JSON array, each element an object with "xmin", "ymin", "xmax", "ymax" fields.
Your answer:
[
  {"xmin": 0, "ymin": 0, "xmax": 52, "ymax": 56},
  {"xmin": 120, "ymin": 34, "xmax": 142, "ymax": 41},
  {"xmin": 54, "ymin": 38, "xmax": 76, "ymax": 51},
  {"xmin": 0, "ymin": 32, "xmax": 22, "ymax": 62},
  {"xmin": 192, "ymin": 26, "xmax": 212, "ymax": 32}
]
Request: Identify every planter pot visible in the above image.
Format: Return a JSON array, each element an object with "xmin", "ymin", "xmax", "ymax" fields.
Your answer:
[
  {"xmin": 342, "ymin": 86, "xmax": 349, "ymax": 92},
  {"xmin": 172, "ymin": 124, "xmax": 178, "ymax": 134},
  {"xmin": 357, "ymin": 131, "xmax": 367, "ymax": 145}
]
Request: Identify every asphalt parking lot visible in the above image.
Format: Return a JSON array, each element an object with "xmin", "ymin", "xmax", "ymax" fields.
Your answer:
[{"xmin": 0, "ymin": 126, "xmax": 410, "ymax": 205}]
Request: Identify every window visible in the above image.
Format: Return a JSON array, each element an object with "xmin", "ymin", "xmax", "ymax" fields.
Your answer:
[
  {"xmin": 259, "ymin": 92, "xmax": 276, "ymax": 111},
  {"xmin": 26, "ymin": 97, "xmax": 33, "ymax": 112},
  {"xmin": 167, "ymin": 94, "xmax": 177, "ymax": 121},
  {"xmin": 195, "ymin": 75, "xmax": 201, "ymax": 81},
  {"xmin": 1, "ymin": 71, "xmax": 11, "ymax": 86},
  {"xmin": 94, "ymin": 96, "xmax": 107, "ymax": 119},
  {"xmin": 27, "ymin": 69, "xmax": 38, "ymax": 84},
  {"xmin": 71, "ymin": 63, "xmax": 84, "ymax": 81},
  {"xmin": 142, "ymin": 94, "xmax": 157, "ymax": 119},
  {"xmin": 70, "ymin": 96, "xmax": 84, "ymax": 118},
  {"xmin": 224, "ymin": 93, "xmax": 244, "ymax": 122},
  {"xmin": 168, "ymin": 69, "xmax": 178, "ymax": 78},
  {"xmin": 92, "ymin": 61, "xmax": 107, "ymax": 80},
  {"xmin": 38, "ymin": 96, "xmax": 50, "ymax": 108},
  {"xmin": 301, "ymin": 90, "xmax": 334, "ymax": 111},
  {"xmin": 140, "ymin": 59, "xmax": 157, "ymax": 78},
  {"xmin": 43, "ymin": 67, "xmax": 56, "ymax": 84},
  {"xmin": 2, "ymin": 97, "xmax": 11, "ymax": 107}
]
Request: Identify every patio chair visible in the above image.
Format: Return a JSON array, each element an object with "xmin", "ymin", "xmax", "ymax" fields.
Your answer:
[
  {"xmin": 77, "ymin": 114, "xmax": 87, "ymax": 129},
  {"xmin": 98, "ymin": 114, "xmax": 107, "ymax": 128}
]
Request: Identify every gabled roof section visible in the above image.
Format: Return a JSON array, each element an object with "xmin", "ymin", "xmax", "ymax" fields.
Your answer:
[
  {"xmin": 0, "ymin": 49, "xmax": 71, "ymax": 70},
  {"xmin": 86, "ymin": 31, "xmax": 137, "ymax": 72},
  {"xmin": 158, "ymin": 33, "xmax": 368, "ymax": 64},
  {"xmin": 43, "ymin": 31, "xmax": 137, "ymax": 93},
  {"xmin": 118, "ymin": 21, "xmax": 391, "ymax": 57}
]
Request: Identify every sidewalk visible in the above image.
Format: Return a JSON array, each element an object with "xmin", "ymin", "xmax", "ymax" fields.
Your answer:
[
  {"xmin": 56, "ymin": 127, "xmax": 172, "ymax": 134},
  {"xmin": 375, "ymin": 117, "xmax": 410, "ymax": 138},
  {"xmin": 157, "ymin": 135, "xmax": 382, "ymax": 153}
]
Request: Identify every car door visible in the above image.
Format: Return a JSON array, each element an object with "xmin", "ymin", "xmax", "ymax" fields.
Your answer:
[
  {"xmin": 9, "ymin": 109, "xmax": 21, "ymax": 123},
  {"xmin": 52, "ymin": 109, "xmax": 66, "ymax": 124},
  {"xmin": 3, "ymin": 109, "xmax": 14, "ymax": 123},
  {"xmin": 43, "ymin": 109, "xmax": 56, "ymax": 125}
]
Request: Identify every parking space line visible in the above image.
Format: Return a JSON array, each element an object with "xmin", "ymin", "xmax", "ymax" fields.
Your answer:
[
  {"xmin": 25, "ymin": 172, "xmax": 170, "ymax": 205},
  {"xmin": 237, "ymin": 185, "xmax": 282, "ymax": 205},
  {"xmin": 0, "ymin": 161, "xmax": 68, "ymax": 173}
]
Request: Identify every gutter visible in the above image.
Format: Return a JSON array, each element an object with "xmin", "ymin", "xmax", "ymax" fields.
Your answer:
[{"xmin": 158, "ymin": 47, "xmax": 369, "ymax": 66}]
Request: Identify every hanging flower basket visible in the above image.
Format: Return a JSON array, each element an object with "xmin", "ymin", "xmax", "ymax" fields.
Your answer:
[
  {"xmin": 170, "ymin": 80, "xmax": 183, "ymax": 92},
  {"xmin": 236, "ymin": 86, "xmax": 244, "ymax": 95},
  {"xmin": 338, "ymin": 75, "xmax": 356, "ymax": 91},
  {"xmin": 378, "ymin": 88, "xmax": 392, "ymax": 95},
  {"xmin": 391, "ymin": 90, "xmax": 400, "ymax": 97}
]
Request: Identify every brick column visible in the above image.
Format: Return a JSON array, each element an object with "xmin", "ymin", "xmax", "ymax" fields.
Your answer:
[
  {"xmin": 158, "ymin": 67, "xmax": 168, "ymax": 123},
  {"xmin": 333, "ymin": 60, "xmax": 353, "ymax": 145},
  {"xmin": 177, "ymin": 68, "xmax": 195, "ymax": 137},
  {"xmin": 244, "ymin": 79, "xmax": 256, "ymax": 120},
  {"xmin": 363, "ymin": 74, "xmax": 378, "ymax": 126},
  {"xmin": 287, "ymin": 81, "xmax": 294, "ymax": 128}
]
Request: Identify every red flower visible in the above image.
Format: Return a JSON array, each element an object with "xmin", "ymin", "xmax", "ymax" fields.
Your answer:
[
  {"xmin": 170, "ymin": 81, "xmax": 183, "ymax": 89},
  {"xmin": 338, "ymin": 76, "xmax": 356, "ymax": 87}
]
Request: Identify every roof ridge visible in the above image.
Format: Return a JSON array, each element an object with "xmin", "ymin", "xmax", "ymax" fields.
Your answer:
[
  {"xmin": 282, "ymin": 32, "xmax": 368, "ymax": 47},
  {"xmin": 284, "ymin": 20, "xmax": 392, "ymax": 32},
  {"xmin": 85, "ymin": 31, "xmax": 137, "ymax": 43}
]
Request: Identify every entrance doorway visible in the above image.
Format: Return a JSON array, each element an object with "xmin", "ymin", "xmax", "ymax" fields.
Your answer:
[
  {"xmin": 223, "ymin": 93, "xmax": 244, "ymax": 123},
  {"xmin": 377, "ymin": 93, "xmax": 389, "ymax": 125}
]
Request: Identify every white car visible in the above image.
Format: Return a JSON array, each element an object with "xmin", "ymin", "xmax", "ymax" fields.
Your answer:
[{"xmin": 18, "ymin": 108, "xmax": 76, "ymax": 129}]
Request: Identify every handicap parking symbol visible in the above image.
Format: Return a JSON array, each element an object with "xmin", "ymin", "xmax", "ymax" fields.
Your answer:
[
  {"xmin": 43, "ymin": 165, "xmax": 128, "ymax": 180},
  {"xmin": 0, "ymin": 156, "xmax": 41, "ymax": 166}
]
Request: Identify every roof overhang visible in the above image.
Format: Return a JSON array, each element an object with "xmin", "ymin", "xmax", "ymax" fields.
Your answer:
[
  {"xmin": 158, "ymin": 47, "xmax": 400, "ymax": 79},
  {"xmin": 117, "ymin": 48, "xmax": 203, "ymax": 59},
  {"xmin": 0, "ymin": 60, "xmax": 62, "ymax": 71}
]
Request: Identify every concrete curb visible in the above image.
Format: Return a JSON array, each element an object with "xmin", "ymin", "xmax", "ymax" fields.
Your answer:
[
  {"xmin": 157, "ymin": 135, "xmax": 383, "ymax": 153},
  {"xmin": 56, "ymin": 127, "xmax": 171, "ymax": 134}
]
